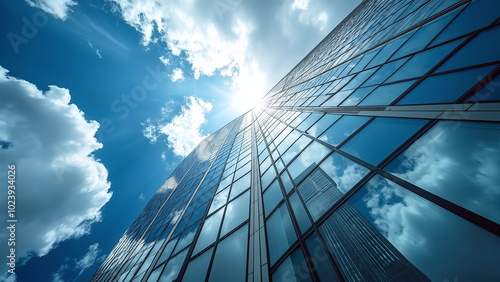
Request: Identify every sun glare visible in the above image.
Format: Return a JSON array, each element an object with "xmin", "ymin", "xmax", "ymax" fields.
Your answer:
[{"xmin": 231, "ymin": 89, "xmax": 265, "ymax": 113}]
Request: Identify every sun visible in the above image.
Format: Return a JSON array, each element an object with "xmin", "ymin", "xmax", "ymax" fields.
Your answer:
[{"xmin": 231, "ymin": 89, "xmax": 265, "ymax": 113}]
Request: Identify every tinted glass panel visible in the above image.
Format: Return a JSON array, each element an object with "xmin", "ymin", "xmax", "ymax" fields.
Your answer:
[
  {"xmin": 263, "ymin": 180, "xmax": 284, "ymax": 216},
  {"xmin": 385, "ymin": 121, "xmax": 500, "ymax": 223},
  {"xmin": 438, "ymin": 25, "xmax": 500, "ymax": 72},
  {"xmin": 272, "ymin": 248, "xmax": 312, "ymax": 282},
  {"xmin": 208, "ymin": 224, "xmax": 248, "ymax": 282},
  {"xmin": 320, "ymin": 175, "xmax": 500, "ymax": 281},
  {"xmin": 305, "ymin": 233, "xmax": 340, "ymax": 282},
  {"xmin": 287, "ymin": 141, "xmax": 331, "ymax": 184},
  {"xmin": 230, "ymin": 172, "xmax": 251, "ymax": 200},
  {"xmin": 266, "ymin": 203, "xmax": 297, "ymax": 265},
  {"xmin": 181, "ymin": 247, "xmax": 213, "ymax": 282},
  {"xmin": 289, "ymin": 192, "xmax": 311, "ymax": 234},
  {"xmin": 398, "ymin": 65, "xmax": 497, "ymax": 105},
  {"xmin": 359, "ymin": 80, "xmax": 415, "ymax": 106},
  {"xmin": 319, "ymin": 115, "xmax": 370, "ymax": 147},
  {"xmin": 467, "ymin": 74, "xmax": 500, "ymax": 102},
  {"xmin": 193, "ymin": 209, "xmax": 224, "ymax": 254},
  {"xmin": 221, "ymin": 191, "xmax": 250, "ymax": 236},
  {"xmin": 364, "ymin": 57, "xmax": 409, "ymax": 86},
  {"xmin": 158, "ymin": 248, "xmax": 188, "ymax": 282},
  {"xmin": 340, "ymin": 86, "xmax": 376, "ymax": 106},
  {"xmin": 342, "ymin": 117, "xmax": 427, "ymax": 166},
  {"xmin": 388, "ymin": 39, "xmax": 463, "ymax": 82}
]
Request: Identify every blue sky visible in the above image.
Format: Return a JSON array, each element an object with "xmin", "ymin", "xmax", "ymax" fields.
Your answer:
[{"xmin": 0, "ymin": 0, "xmax": 360, "ymax": 281}]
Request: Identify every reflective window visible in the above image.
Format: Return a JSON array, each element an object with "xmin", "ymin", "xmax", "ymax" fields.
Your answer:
[
  {"xmin": 307, "ymin": 114, "xmax": 342, "ymax": 138},
  {"xmin": 173, "ymin": 220, "xmax": 201, "ymax": 254},
  {"xmin": 320, "ymin": 115, "xmax": 370, "ymax": 147},
  {"xmin": 438, "ymin": 25, "xmax": 500, "ymax": 72},
  {"xmin": 359, "ymin": 80, "xmax": 415, "ymax": 106},
  {"xmin": 320, "ymin": 175, "xmax": 500, "ymax": 281},
  {"xmin": 343, "ymin": 67, "xmax": 378, "ymax": 91},
  {"xmin": 193, "ymin": 209, "xmax": 223, "ymax": 254},
  {"xmin": 467, "ymin": 74, "xmax": 500, "ymax": 102},
  {"xmin": 297, "ymin": 113, "xmax": 323, "ymax": 131},
  {"xmin": 209, "ymin": 188, "xmax": 228, "ymax": 214},
  {"xmin": 388, "ymin": 39, "xmax": 463, "ymax": 82},
  {"xmin": 263, "ymin": 180, "xmax": 284, "ymax": 216},
  {"xmin": 367, "ymin": 32, "xmax": 413, "ymax": 68},
  {"xmin": 156, "ymin": 238, "xmax": 177, "ymax": 266},
  {"xmin": 158, "ymin": 248, "xmax": 188, "ymax": 282},
  {"xmin": 432, "ymin": 0, "xmax": 500, "ymax": 46},
  {"xmin": 351, "ymin": 48, "xmax": 379, "ymax": 74},
  {"xmin": 364, "ymin": 57, "xmax": 409, "ymax": 86},
  {"xmin": 266, "ymin": 203, "xmax": 297, "ymax": 265},
  {"xmin": 385, "ymin": 121, "xmax": 500, "ymax": 224},
  {"xmin": 342, "ymin": 117, "xmax": 427, "ymax": 166},
  {"xmin": 230, "ymin": 172, "xmax": 251, "ymax": 200},
  {"xmin": 280, "ymin": 171, "xmax": 294, "ymax": 193},
  {"xmin": 282, "ymin": 136, "xmax": 312, "ymax": 165},
  {"xmin": 289, "ymin": 192, "xmax": 311, "ymax": 234},
  {"xmin": 208, "ymin": 224, "xmax": 248, "ymax": 282},
  {"xmin": 181, "ymin": 248, "xmax": 213, "ymax": 282},
  {"xmin": 305, "ymin": 233, "xmax": 340, "ymax": 282},
  {"xmin": 298, "ymin": 153, "xmax": 369, "ymax": 221},
  {"xmin": 391, "ymin": 7, "xmax": 461, "ymax": 59},
  {"xmin": 272, "ymin": 248, "xmax": 312, "ymax": 282},
  {"xmin": 220, "ymin": 191, "xmax": 250, "ymax": 236},
  {"xmin": 287, "ymin": 141, "xmax": 331, "ymax": 184},
  {"xmin": 398, "ymin": 65, "xmax": 497, "ymax": 105},
  {"xmin": 323, "ymin": 90, "xmax": 353, "ymax": 107},
  {"xmin": 340, "ymin": 86, "xmax": 376, "ymax": 106},
  {"xmin": 261, "ymin": 167, "xmax": 276, "ymax": 190}
]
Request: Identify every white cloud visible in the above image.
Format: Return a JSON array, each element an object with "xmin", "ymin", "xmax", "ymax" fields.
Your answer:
[
  {"xmin": 0, "ymin": 66, "xmax": 112, "ymax": 274},
  {"xmin": 87, "ymin": 40, "xmax": 103, "ymax": 59},
  {"xmin": 159, "ymin": 55, "xmax": 170, "ymax": 65},
  {"xmin": 139, "ymin": 193, "xmax": 145, "ymax": 200},
  {"xmin": 142, "ymin": 96, "xmax": 212, "ymax": 157},
  {"xmin": 24, "ymin": 0, "xmax": 77, "ymax": 20},
  {"xmin": 51, "ymin": 265, "xmax": 68, "ymax": 282},
  {"xmin": 170, "ymin": 68, "xmax": 185, "ymax": 82},
  {"xmin": 75, "ymin": 243, "xmax": 105, "ymax": 276},
  {"xmin": 109, "ymin": 0, "xmax": 361, "ymax": 112}
]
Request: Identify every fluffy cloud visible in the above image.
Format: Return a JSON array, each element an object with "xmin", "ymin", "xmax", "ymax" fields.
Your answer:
[
  {"xmin": 170, "ymin": 68, "xmax": 185, "ymax": 82},
  {"xmin": 75, "ymin": 243, "xmax": 105, "ymax": 275},
  {"xmin": 109, "ymin": 0, "xmax": 361, "ymax": 102},
  {"xmin": 142, "ymin": 96, "xmax": 212, "ymax": 157},
  {"xmin": 0, "ymin": 66, "xmax": 111, "ymax": 274},
  {"xmin": 24, "ymin": 0, "xmax": 77, "ymax": 20}
]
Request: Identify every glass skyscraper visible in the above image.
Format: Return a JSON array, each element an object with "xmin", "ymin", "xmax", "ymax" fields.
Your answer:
[{"xmin": 92, "ymin": 0, "xmax": 500, "ymax": 281}]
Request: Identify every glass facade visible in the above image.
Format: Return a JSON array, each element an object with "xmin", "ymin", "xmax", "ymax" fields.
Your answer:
[{"xmin": 92, "ymin": 0, "xmax": 500, "ymax": 281}]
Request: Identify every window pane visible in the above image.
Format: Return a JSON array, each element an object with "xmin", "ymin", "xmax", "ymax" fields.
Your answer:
[
  {"xmin": 431, "ymin": 0, "xmax": 500, "ymax": 46},
  {"xmin": 280, "ymin": 171, "xmax": 294, "ymax": 193},
  {"xmin": 363, "ymin": 57, "xmax": 409, "ymax": 86},
  {"xmin": 208, "ymin": 224, "xmax": 248, "ymax": 282},
  {"xmin": 305, "ymin": 233, "xmax": 340, "ymax": 282},
  {"xmin": 359, "ymin": 80, "xmax": 415, "ymax": 106},
  {"xmin": 397, "ymin": 65, "xmax": 497, "ymax": 105},
  {"xmin": 221, "ymin": 191, "xmax": 250, "ymax": 236},
  {"xmin": 266, "ymin": 203, "xmax": 297, "ymax": 265},
  {"xmin": 181, "ymin": 247, "xmax": 213, "ymax": 282},
  {"xmin": 320, "ymin": 175, "xmax": 500, "ymax": 281},
  {"xmin": 287, "ymin": 141, "xmax": 331, "ymax": 184},
  {"xmin": 263, "ymin": 180, "xmax": 284, "ymax": 216},
  {"xmin": 272, "ymin": 248, "xmax": 312, "ymax": 282},
  {"xmin": 323, "ymin": 89, "xmax": 354, "ymax": 107},
  {"xmin": 438, "ymin": 25, "xmax": 500, "ymax": 72},
  {"xmin": 173, "ymin": 220, "xmax": 200, "ymax": 254},
  {"xmin": 388, "ymin": 39, "xmax": 463, "ymax": 82},
  {"xmin": 319, "ymin": 115, "xmax": 370, "ymax": 147},
  {"xmin": 343, "ymin": 67, "xmax": 378, "ymax": 91},
  {"xmin": 297, "ymin": 113, "xmax": 323, "ymax": 131},
  {"xmin": 391, "ymin": 7, "xmax": 461, "ymax": 59},
  {"xmin": 158, "ymin": 248, "xmax": 188, "ymax": 282},
  {"xmin": 261, "ymin": 167, "xmax": 276, "ymax": 191},
  {"xmin": 385, "ymin": 121, "xmax": 500, "ymax": 223},
  {"xmin": 340, "ymin": 86, "xmax": 376, "ymax": 106},
  {"xmin": 282, "ymin": 136, "xmax": 312, "ymax": 165},
  {"xmin": 467, "ymin": 74, "xmax": 500, "ymax": 102},
  {"xmin": 230, "ymin": 172, "xmax": 250, "ymax": 200},
  {"xmin": 298, "ymin": 153, "xmax": 369, "ymax": 221},
  {"xmin": 289, "ymin": 192, "xmax": 311, "ymax": 234},
  {"xmin": 307, "ymin": 114, "xmax": 342, "ymax": 138},
  {"xmin": 342, "ymin": 117, "xmax": 427, "ymax": 166},
  {"xmin": 193, "ymin": 209, "xmax": 224, "ymax": 254},
  {"xmin": 209, "ymin": 187, "xmax": 229, "ymax": 214}
]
